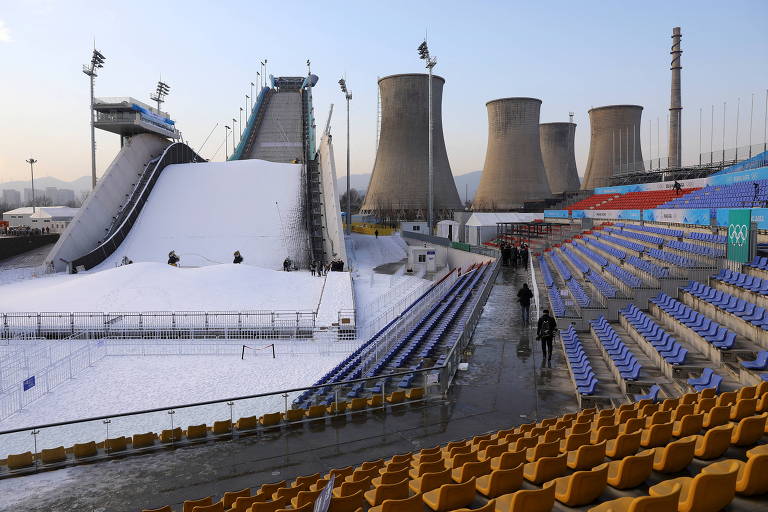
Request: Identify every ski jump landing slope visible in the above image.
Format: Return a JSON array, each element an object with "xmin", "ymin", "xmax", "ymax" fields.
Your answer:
[{"xmin": 101, "ymin": 159, "xmax": 304, "ymax": 269}]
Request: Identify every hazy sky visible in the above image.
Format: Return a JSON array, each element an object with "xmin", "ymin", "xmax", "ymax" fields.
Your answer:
[{"xmin": 0, "ymin": 0, "xmax": 766, "ymax": 184}]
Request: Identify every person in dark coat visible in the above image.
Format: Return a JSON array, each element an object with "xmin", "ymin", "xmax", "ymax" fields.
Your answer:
[
  {"xmin": 517, "ymin": 283, "xmax": 534, "ymax": 326},
  {"xmin": 536, "ymin": 309, "xmax": 557, "ymax": 362},
  {"xmin": 519, "ymin": 244, "xmax": 529, "ymax": 268},
  {"xmin": 233, "ymin": 251, "xmax": 243, "ymax": 264},
  {"xmin": 510, "ymin": 244, "xmax": 519, "ymax": 268},
  {"xmin": 168, "ymin": 250, "xmax": 180, "ymax": 266},
  {"xmin": 501, "ymin": 242, "xmax": 511, "ymax": 266},
  {"xmin": 283, "ymin": 257, "xmax": 291, "ymax": 271}
]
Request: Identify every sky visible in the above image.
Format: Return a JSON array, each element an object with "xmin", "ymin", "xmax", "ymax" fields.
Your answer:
[{"xmin": 0, "ymin": 0, "xmax": 766, "ymax": 185}]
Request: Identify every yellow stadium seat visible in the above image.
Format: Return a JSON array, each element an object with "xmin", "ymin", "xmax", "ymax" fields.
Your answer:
[
  {"xmin": 421, "ymin": 477, "xmax": 476, "ymax": 511},
  {"xmin": 758, "ymin": 393, "xmax": 768, "ymax": 413},
  {"xmin": 479, "ymin": 442, "xmax": 508, "ymax": 461},
  {"xmin": 512, "ymin": 436, "xmax": 538, "ymax": 451},
  {"xmin": 591, "ymin": 424, "xmax": 619, "ymax": 444},
  {"xmin": 283, "ymin": 408, "xmax": 305, "ymax": 422},
  {"xmin": 540, "ymin": 416, "xmax": 559, "ymax": 426},
  {"xmin": 541, "ymin": 426, "xmax": 567, "ymax": 443},
  {"xmin": 142, "ymin": 506, "xmax": 172, "ymax": 512},
  {"xmin": 640, "ymin": 421, "xmax": 673, "ymax": 448},
  {"xmin": 661, "ymin": 398, "xmax": 680, "ymax": 411},
  {"xmin": 447, "ymin": 450, "xmax": 478, "ymax": 469},
  {"xmin": 258, "ymin": 480, "xmax": 287, "ymax": 496},
  {"xmin": 372, "ymin": 467, "xmax": 409, "ymax": 487},
  {"xmin": 348, "ymin": 397, "xmax": 367, "ymax": 412},
  {"xmin": 7, "ymin": 451, "xmax": 34, "ymax": 470},
  {"xmin": 638, "ymin": 403, "xmax": 659, "ymax": 417},
  {"xmin": 72, "ymin": 441, "xmax": 97, "ymax": 459},
  {"xmin": 527, "ymin": 440, "xmax": 560, "ymax": 462},
  {"xmin": 182, "ymin": 496, "xmax": 213, "ymax": 512},
  {"xmin": 523, "ymin": 453, "xmax": 568, "ymax": 484},
  {"xmin": 379, "ymin": 460, "xmax": 409, "ymax": 474},
  {"xmin": 730, "ymin": 398, "xmax": 758, "ymax": 420},
  {"xmin": 290, "ymin": 489, "xmax": 321, "ymax": 509},
  {"xmin": 406, "ymin": 387, "xmax": 425, "ymax": 400},
  {"xmin": 517, "ymin": 422, "xmax": 536, "ymax": 434},
  {"xmin": 716, "ymin": 391, "xmax": 737, "ymax": 407},
  {"xmin": 444, "ymin": 444, "xmax": 471, "ymax": 459},
  {"xmin": 649, "ymin": 459, "xmax": 739, "ymax": 512},
  {"xmin": 566, "ymin": 422, "xmax": 592, "ymax": 436},
  {"xmin": 475, "ymin": 463, "xmax": 523, "ymax": 498},
  {"xmin": 755, "ymin": 381, "xmax": 768, "ymax": 397},
  {"xmin": 305, "ymin": 405, "xmax": 326, "ymax": 419},
  {"xmin": 699, "ymin": 388, "xmax": 716, "ymax": 399},
  {"xmin": 694, "ymin": 397, "xmax": 716, "ymax": 415},
  {"xmin": 680, "ymin": 391, "xmax": 699, "ymax": 404},
  {"xmin": 652, "ymin": 436, "xmax": 696, "ymax": 473},
  {"xmin": 186, "ymin": 424, "xmax": 207, "ymax": 440},
  {"xmin": 294, "ymin": 473, "xmax": 321, "ymax": 488},
  {"xmin": 326, "ymin": 467, "xmax": 354, "ymax": 481},
  {"xmin": 452, "ymin": 500, "xmax": 496, "ymax": 512},
  {"xmin": 251, "ymin": 496, "xmax": 289, "ymax": 512},
  {"xmin": 702, "ymin": 405, "xmax": 730, "ymax": 428},
  {"xmin": 606, "ymin": 431, "xmax": 641, "ymax": 459},
  {"xmin": 645, "ymin": 410, "xmax": 672, "ymax": 427},
  {"xmin": 560, "ymin": 431, "xmax": 591, "ymax": 453},
  {"xmin": 345, "ymin": 467, "xmax": 378, "ymax": 483},
  {"xmin": 310, "ymin": 479, "xmax": 330, "ymax": 492},
  {"xmin": 588, "ymin": 483, "xmax": 681, "ymax": 512},
  {"xmin": 409, "ymin": 467, "xmax": 452, "ymax": 494},
  {"xmin": 619, "ymin": 417, "xmax": 646, "ymax": 435},
  {"xmin": 367, "ymin": 493, "xmax": 423, "ymax": 512},
  {"xmin": 387, "ymin": 452, "xmax": 412, "ymax": 464},
  {"xmin": 159, "ymin": 428, "xmax": 182, "ymax": 443},
  {"xmin": 363, "ymin": 477, "xmax": 409, "ymax": 506},
  {"xmin": 326, "ymin": 401, "xmax": 348, "ymax": 415},
  {"xmin": 212, "ymin": 419, "xmax": 232, "ymax": 435},
  {"xmin": 672, "ymin": 404, "xmax": 695, "ymax": 421},
  {"xmin": 386, "ymin": 390, "xmax": 406, "ymax": 404},
  {"xmin": 275, "ymin": 484, "xmax": 307, "ymax": 501},
  {"xmin": 367, "ymin": 395, "xmax": 383, "ymax": 408},
  {"xmin": 190, "ymin": 502, "xmax": 223, "ymax": 512},
  {"xmin": 529, "ymin": 426, "xmax": 549, "ymax": 438},
  {"xmin": 492, "ymin": 428, "xmax": 516, "ymax": 441},
  {"xmin": 734, "ymin": 453, "xmax": 768, "ymax": 495},
  {"xmin": 746, "ymin": 443, "xmax": 768, "ymax": 458},
  {"xmin": 737, "ymin": 385, "xmax": 756, "ymax": 400},
  {"xmin": 360, "ymin": 459, "xmax": 385, "ymax": 471},
  {"xmin": 132, "ymin": 432, "xmax": 157, "ymax": 448},
  {"xmin": 410, "ymin": 459, "xmax": 445, "ymax": 479},
  {"xmin": 693, "ymin": 423, "xmax": 733, "ymax": 459},
  {"xmin": 235, "ymin": 416, "xmax": 258, "ymax": 431},
  {"xmin": 41, "ymin": 446, "xmax": 66, "ymax": 464},
  {"xmin": 493, "ymin": 484, "xmax": 555, "ymax": 512},
  {"xmin": 228, "ymin": 494, "xmax": 267, "ymax": 512},
  {"xmin": 490, "ymin": 448, "xmax": 526, "ymax": 471},
  {"xmin": 567, "ymin": 440, "xmax": 606, "ymax": 470},
  {"xmin": 105, "ymin": 436, "xmax": 127, "ymax": 453},
  {"xmin": 731, "ymin": 413, "xmax": 767, "ymax": 446},
  {"xmin": 546, "ymin": 462, "xmax": 608, "ymax": 507},
  {"xmin": 328, "ymin": 489, "xmax": 365, "ymax": 512},
  {"xmin": 451, "ymin": 458, "xmax": 491, "ymax": 483},
  {"xmin": 413, "ymin": 451, "xmax": 443, "ymax": 465},
  {"xmin": 332, "ymin": 479, "xmax": 370, "ymax": 499},
  {"xmin": 617, "ymin": 408, "xmax": 639, "ymax": 424},
  {"xmin": 606, "ymin": 449, "xmax": 654, "ymax": 489},
  {"xmin": 672, "ymin": 413, "xmax": 703, "ymax": 438}
]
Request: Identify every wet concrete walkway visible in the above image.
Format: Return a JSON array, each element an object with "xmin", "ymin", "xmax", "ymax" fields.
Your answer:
[{"xmin": 0, "ymin": 267, "xmax": 579, "ymax": 512}]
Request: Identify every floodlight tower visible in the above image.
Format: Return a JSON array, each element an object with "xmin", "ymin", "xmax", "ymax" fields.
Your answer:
[
  {"xmin": 150, "ymin": 80, "xmax": 170, "ymax": 113},
  {"xmin": 25, "ymin": 158, "xmax": 37, "ymax": 213},
  {"xmin": 225, "ymin": 125, "xmax": 231, "ymax": 160},
  {"xmin": 418, "ymin": 40, "xmax": 437, "ymax": 233},
  {"xmin": 339, "ymin": 78, "xmax": 352, "ymax": 234},
  {"xmin": 83, "ymin": 48, "xmax": 106, "ymax": 190}
]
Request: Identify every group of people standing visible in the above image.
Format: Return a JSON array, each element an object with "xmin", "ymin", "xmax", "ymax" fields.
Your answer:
[
  {"xmin": 500, "ymin": 241, "xmax": 529, "ymax": 268},
  {"xmin": 310, "ymin": 258, "xmax": 345, "ymax": 276}
]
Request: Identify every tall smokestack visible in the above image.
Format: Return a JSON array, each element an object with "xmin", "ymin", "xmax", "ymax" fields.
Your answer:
[
  {"xmin": 473, "ymin": 97, "xmax": 551, "ymax": 210},
  {"xmin": 360, "ymin": 74, "xmax": 461, "ymax": 219},
  {"xmin": 540, "ymin": 122, "xmax": 580, "ymax": 195},
  {"xmin": 582, "ymin": 105, "xmax": 645, "ymax": 189},
  {"xmin": 668, "ymin": 26, "xmax": 682, "ymax": 168}
]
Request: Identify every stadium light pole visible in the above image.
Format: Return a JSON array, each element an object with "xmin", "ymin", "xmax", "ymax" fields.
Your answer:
[
  {"xmin": 418, "ymin": 40, "xmax": 437, "ymax": 234},
  {"xmin": 224, "ymin": 125, "xmax": 231, "ymax": 160},
  {"xmin": 339, "ymin": 78, "xmax": 352, "ymax": 234},
  {"xmin": 245, "ymin": 95, "xmax": 250, "ymax": 124},
  {"xmin": 150, "ymin": 80, "xmax": 170, "ymax": 113},
  {"xmin": 232, "ymin": 117, "xmax": 238, "ymax": 149},
  {"xmin": 25, "ymin": 158, "xmax": 37, "ymax": 213},
  {"xmin": 82, "ymin": 48, "xmax": 105, "ymax": 190},
  {"xmin": 239, "ymin": 107, "xmax": 243, "ymax": 139}
]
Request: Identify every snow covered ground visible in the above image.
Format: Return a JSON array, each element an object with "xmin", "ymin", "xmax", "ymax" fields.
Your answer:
[{"xmin": 0, "ymin": 350, "xmax": 345, "ymax": 458}]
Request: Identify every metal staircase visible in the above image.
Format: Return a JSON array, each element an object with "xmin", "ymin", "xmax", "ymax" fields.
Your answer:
[{"xmin": 302, "ymin": 89, "xmax": 325, "ymax": 265}]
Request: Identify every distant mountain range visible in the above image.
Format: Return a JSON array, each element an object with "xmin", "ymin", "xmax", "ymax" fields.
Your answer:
[
  {"xmin": 0, "ymin": 176, "xmax": 91, "ymax": 195},
  {"xmin": 336, "ymin": 170, "xmax": 481, "ymax": 201}
]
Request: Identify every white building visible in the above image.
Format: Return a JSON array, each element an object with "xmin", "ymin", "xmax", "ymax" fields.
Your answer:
[
  {"xmin": 1, "ymin": 189, "xmax": 21, "ymax": 207},
  {"xmin": 464, "ymin": 212, "xmax": 543, "ymax": 246},
  {"xmin": 2, "ymin": 206, "xmax": 79, "ymax": 230},
  {"xmin": 436, "ymin": 220, "xmax": 460, "ymax": 241}
]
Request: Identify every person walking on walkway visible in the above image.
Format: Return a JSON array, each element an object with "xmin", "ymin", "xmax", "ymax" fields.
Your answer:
[
  {"xmin": 536, "ymin": 309, "xmax": 557, "ymax": 363},
  {"xmin": 510, "ymin": 244, "xmax": 519, "ymax": 268},
  {"xmin": 517, "ymin": 283, "xmax": 534, "ymax": 326}
]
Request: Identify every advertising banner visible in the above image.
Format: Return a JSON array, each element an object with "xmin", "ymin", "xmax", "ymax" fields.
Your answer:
[
  {"xmin": 544, "ymin": 210, "xmax": 570, "ymax": 218},
  {"xmin": 580, "ymin": 210, "xmax": 642, "ymax": 220},
  {"xmin": 642, "ymin": 209, "xmax": 711, "ymax": 226},
  {"xmin": 727, "ymin": 209, "xmax": 751, "ymax": 263},
  {"xmin": 594, "ymin": 164, "xmax": 768, "ymax": 195}
]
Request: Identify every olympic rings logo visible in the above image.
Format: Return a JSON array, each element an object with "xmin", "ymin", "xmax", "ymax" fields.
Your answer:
[{"xmin": 729, "ymin": 223, "xmax": 748, "ymax": 247}]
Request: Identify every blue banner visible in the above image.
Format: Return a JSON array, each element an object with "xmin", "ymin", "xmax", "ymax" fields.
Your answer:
[
  {"xmin": 643, "ymin": 208, "xmax": 711, "ymax": 226},
  {"xmin": 544, "ymin": 210, "xmax": 569, "ymax": 218},
  {"xmin": 23, "ymin": 376, "xmax": 35, "ymax": 391}
]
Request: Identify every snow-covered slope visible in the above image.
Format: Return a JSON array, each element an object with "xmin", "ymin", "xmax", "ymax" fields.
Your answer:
[{"xmin": 101, "ymin": 158, "xmax": 304, "ymax": 270}]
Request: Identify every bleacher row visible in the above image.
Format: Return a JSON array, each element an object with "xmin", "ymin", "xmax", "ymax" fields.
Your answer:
[
  {"xmin": 538, "ymin": 256, "xmax": 567, "ymax": 318},
  {"xmin": 549, "ymin": 252, "xmax": 592, "ymax": 308},
  {"xmin": 296, "ymin": 265, "xmax": 490, "ymax": 408},
  {"xmin": 559, "ymin": 246, "xmax": 618, "ymax": 299},
  {"xmin": 651, "ymin": 293, "xmax": 736, "ymax": 351},
  {"xmin": 565, "ymin": 188, "xmax": 699, "ymax": 212},
  {"xmin": 605, "ymin": 226, "xmax": 725, "ymax": 260},
  {"xmin": 141, "ymin": 384, "xmax": 768, "ymax": 512},
  {"xmin": 716, "ymin": 268, "xmax": 768, "ymax": 295},
  {"xmin": 620, "ymin": 304, "xmax": 689, "ymax": 366},
  {"xmin": 684, "ymin": 281, "xmax": 768, "ymax": 331},
  {"xmin": 572, "ymin": 241, "xmax": 643, "ymax": 289},
  {"xmin": 591, "ymin": 318, "xmax": 643, "ymax": 381}
]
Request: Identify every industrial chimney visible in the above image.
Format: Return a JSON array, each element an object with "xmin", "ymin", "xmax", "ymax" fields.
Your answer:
[
  {"xmin": 540, "ymin": 122, "xmax": 580, "ymax": 195},
  {"xmin": 360, "ymin": 74, "xmax": 461, "ymax": 219},
  {"xmin": 582, "ymin": 105, "xmax": 645, "ymax": 189},
  {"xmin": 473, "ymin": 97, "xmax": 551, "ymax": 210},
  {"xmin": 668, "ymin": 26, "xmax": 683, "ymax": 168}
]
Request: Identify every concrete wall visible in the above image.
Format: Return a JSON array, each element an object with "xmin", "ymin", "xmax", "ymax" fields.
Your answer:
[
  {"xmin": 0, "ymin": 234, "xmax": 59, "ymax": 261},
  {"xmin": 540, "ymin": 122, "xmax": 581, "ymax": 194},
  {"xmin": 318, "ymin": 134, "xmax": 347, "ymax": 263},
  {"xmin": 474, "ymin": 98, "xmax": 551, "ymax": 210},
  {"xmin": 46, "ymin": 133, "xmax": 170, "ymax": 272},
  {"xmin": 582, "ymin": 105, "xmax": 644, "ymax": 189},
  {"xmin": 361, "ymin": 74, "xmax": 462, "ymax": 217}
]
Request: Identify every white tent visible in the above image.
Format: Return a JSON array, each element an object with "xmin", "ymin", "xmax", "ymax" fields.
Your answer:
[{"xmin": 464, "ymin": 212, "xmax": 543, "ymax": 246}]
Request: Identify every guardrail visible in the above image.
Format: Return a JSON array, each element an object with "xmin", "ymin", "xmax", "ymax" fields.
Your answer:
[
  {"xmin": 71, "ymin": 142, "xmax": 204, "ymax": 271},
  {"xmin": 402, "ymin": 231, "xmax": 499, "ymax": 258},
  {"xmin": 230, "ymin": 87, "xmax": 271, "ymax": 160}
]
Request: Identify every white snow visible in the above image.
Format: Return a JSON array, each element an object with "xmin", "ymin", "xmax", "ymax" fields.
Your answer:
[
  {"xmin": 101, "ymin": 159, "xmax": 303, "ymax": 270},
  {"xmin": 0, "ymin": 351, "xmax": 346, "ymax": 458}
]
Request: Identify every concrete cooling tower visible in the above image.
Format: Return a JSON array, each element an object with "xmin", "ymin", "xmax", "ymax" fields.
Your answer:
[
  {"xmin": 540, "ymin": 122, "xmax": 580, "ymax": 194},
  {"xmin": 582, "ymin": 105, "xmax": 644, "ymax": 189},
  {"xmin": 473, "ymin": 97, "xmax": 551, "ymax": 210},
  {"xmin": 360, "ymin": 74, "xmax": 461, "ymax": 219}
]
